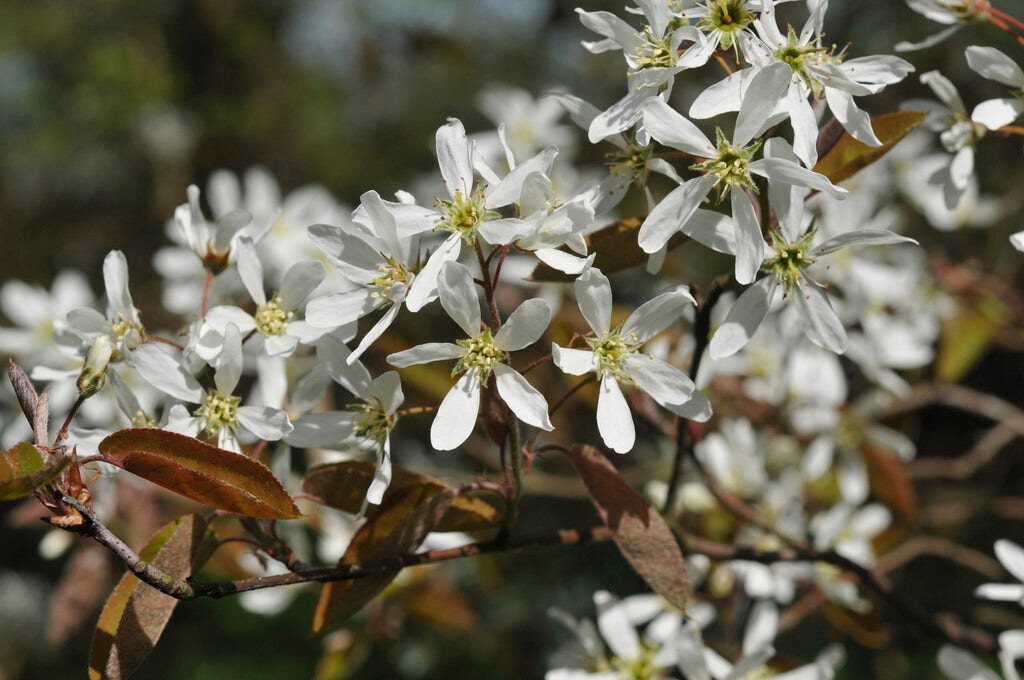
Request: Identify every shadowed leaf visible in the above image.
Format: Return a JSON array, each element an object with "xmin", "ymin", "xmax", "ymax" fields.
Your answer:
[
  {"xmin": 89, "ymin": 514, "xmax": 217, "ymax": 680},
  {"xmin": 99, "ymin": 429, "xmax": 301, "ymax": 519},
  {"xmin": 303, "ymin": 461, "xmax": 501, "ymax": 532},
  {"xmin": 0, "ymin": 442, "xmax": 70, "ymax": 501},
  {"xmin": 311, "ymin": 482, "xmax": 455, "ymax": 633},
  {"xmin": 936, "ymin": 295, "xmax": 1006, "ymax": 383},
  {"xmin": 7, "ymin": 359, "xmax": 38, "ymax": 427},
  {"xmin": 864, "ymin": 444, "xmax": 918, "ymax": 524},
  {"xmin": 568, "ymin": 445, "xmax": 688, "ymax": 611},
  {"xmin": 813, "ymin": 110, "xmax": 926, "ymax": 185},
  {"xmin": 529, "ymin": 217, "xmax": 691, "ymax": 283}
]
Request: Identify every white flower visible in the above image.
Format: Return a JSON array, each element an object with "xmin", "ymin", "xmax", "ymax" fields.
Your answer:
[
  {"xmin": 387, "ymin": 261, "xmax": 552, "ymax": 451},
  {"xmin": 692, "ymin": 1, "xmax": 913, "ymax": 167},
  {"xmin": 403, "ymin": 118, "xmax": 557, "ymax": 311},
  {"xmin": 132, "ymin": 324, "xmax": 293, "ymax": 452},
  {"xmin": 640, "ymin": 99, "xmax": 847, "ymax": 284},
  {"xmin": 966, "ymin": 46, "xmax": 1024, "ymax": 130},
  {"xmin": 66, "ymin": 250, "xmax": 145, "ymax": 355},
  {"xmin": 288, "ymin": 335, "xmax": 403, "ymax": 505},
  {"xmin": 552, "ymin": 268, "xmax": 708, "ymax": 454},
  {"xmin": 709, "ymin": 197, "xmax": 916, "ymax": 359},
  {"xmin": 576, "ymin": 2, "xmax": 710, "ymax": 142},
  {"xmin": 810, "ymin": 502, "xmax": 891, "ymax": 567},
  {"xmin": 1012, "ymin": 229, "xmax": 1024, "ymax": 252},
  {"xmin": 937, "ymin": 645, "xmax": 1002, "ymax": 680},
  {"xmin": 474, "ymin": 84, "xmax": 575, "ymax": 165},
  {"xmin": 0, "ymin": 270, "xmax": 93, "ymax": 362},
  {"xmin": 976, "ymin": 540, "xmax": 1024, "ymax": 607},
  {"xmin": 173, "ymin": 184, "xmax": 260, "ymax": 273},
  {"xmin": 199, "ymin": 239, "xmax": 326, "ymax": 359}
]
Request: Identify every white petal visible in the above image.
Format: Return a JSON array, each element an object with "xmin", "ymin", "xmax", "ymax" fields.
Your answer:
[
  {"xmin": 793, "ymin": 280, "xmax": 848, "ymax": 354},
  {"xmin": 735, "ymin": 62, "xmax": 792, "ymax": 147},
  {"xmin": 349, "ymin": 303, "xmax": 402, "ymax": 364},
  {"xmin": 285, "ymin": 411, "xmax": 355, "ymax": 448},
  {"xmin": 533, "ymin": 248, "xmax": 592, "ymax": 275},
  {"xmin": 974, "ymin": 584, "xmax": 1024, "ymax": 602},
  {"xmin": 966, "ymin": 45, "xmax": 1024, "ymax": 88},
  {"xmin": 552, "ymin": 344, "xmax": 596, "ymax": 376},
  {"xmin": 574, "ymin": 268, "xmax": 613, "ymax": 335},
  {"xmin": 995, "ymin": 539, "xmax": 1024, "ymax": 583},
  {"xmin": 436, "ymin": 118, "xmax": 474, "ymax": 197},
  {"xmin": 682, "ymin": 208, "xmax": 738, "ymax": 255},
  {"xmin": 493, "ymin": 364, "xmax": 552, "ymax": 430},
  {"xmin": 404, "ymin": 233, "xmax": 462, "ymax": 312},
  {"xmin": 788, "ymin": 86, "xmax": 820, "ymax": 167},
  {"xmin": 102, "ymin": 250, "xmax": 135, "ymax": 319},
  {"xmin": 438, "ymin": 261, "xmax": 482, "ymax": 337},
  {"xmin": 709, "ymin": 277, "xmax": 776, "ymax": 359},
  {"xmin": 212, "ymin": 324, "xmax": 243, "ymax": 395},
  {"xmin": 825, "ymin": 87, "xmax": 882, "ymax": 146},
  {"xmin": 235, "ymin": 237, "xmax": 266, "ymax": 305},
  {"xmin": 494, "ymin": 298, "xmax": 551, "ymax": 351},
  {"xmin": 751, "ymin": 157, "xmax": 848, "ymax": 199},
  {"xmin": 359, "ymin": 189, "xmax": 404, "ymax": 261},
  {"xmin": 731, "ymin": 190, "xmax": 766, "ymax": 285},
  {"xmin": 815, "ymin": 229, "xmax": 918, "ymax": 255},
  {"xmin": 485, "ymin": 145, "xmax": 558, "ymax": 208},
  {"xmin": 316, "ymin": 334, "xmax": 373, "ymax": 399},
  {"xmin": 594, "ymin": 591, "xmax": 641, "ymax": 660},
  {"xmin": 305, "ymin": 288, "xmax": 377, "ymax": 329},
  {"xmin": 972, "ymin": 98, "xmax": 1023, "ymax": 130},
  {"xmin": 588, "ymin": 87, "xmax": 654, "ymax": 144},
  {"xmin": 622, "ymin": 288, "xmax": 694, "ymax": 343},
  {"xmin": 476, "ymin": 217, "xmax": 535, "ymax": 245},
  {"xmin": 623, "ymin": 354, "xmax": 695, "ymax": 408},
  {"xmin": 307, "ymin": 223, "xmax": 383, "ymax": 283},
  {"xmin": 279, "ymin": 261, "xmax": 325, "ymax": 311},
  {"xmin": 366, "ymin": 437, "xmax": 392, "ymax": 505},
  {"xmin": 639, "ymin": 175, "xmax": 716, "ymax": 253},
  {"xmin": 641, "ymin": 98, "xmax": 714, "ymax": 156},
  {"xmin": 743, "ymin": 601, "xmax": 778, "ymax": 655},
  {"xmin": 387, "ymin": 342, "xmax": 463, "ymax": 368},
  {"xmin": 597, "ymin": 374, "xmax": 635, "ymax": 453},
  {"xmin": 237, "ymin": 405, "xmax": 293, "ymax": 441},
  {"xmin": 690, "ymin": 70, "xmax": 747, "ymax": 119},
  {"xmin": 431, "ymin": 372, "xmax": 481, "ymax": 450},
  {"xmin": 372, "ymin": 371, "xmax": 405, "ymax": 415},
  {"xmin": 131, "ymin": 343, "xmax": 203, "ymax": 403}
]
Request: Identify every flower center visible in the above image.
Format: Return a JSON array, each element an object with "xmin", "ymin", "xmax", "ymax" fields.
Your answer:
[
  {"xmin": 697, "ymin": 0, "xmax": 755, "ymax": 50},
  {"xmin": 196, "ymin": 390, "xmax": 240, "ymax": 436},
  {"xmin": 609, "ymin": 140, "xmax": 655, "ymax": 186},
  {"xmin": 765, "ymin": 230, "xmax": 816, "ymax": 294},
  {"xmin": 691, "ymin": 128, "xmax": 760, "ymax": 201},
  {"xmin": 631, "ymin": 26, "xmax": 676, "ymax": 70},
  {"xmin": 111, "ymin": 312, "xmax": 144, "ymax": 350},
  {"xmin": 610, "ymin": 644, "xmax": 659, "ymax": 680},
  {"xmin": 436, "ymin": 188, "xmax": 499, "ymax": 245},
  {"xmin": 130, "ymin": 410, "xmax": 157, "ymax": 428},
  {"xmin": 454, "ymin": 329, "xmax": 507, "ymax": 383},
  {"xmin": 254, "ymin": 294, "xmax": 293, "ymax": 336},
  {"xmin": 772, "ymin": 27, "xmax": 838, "ymax": 97},
  {"xmin": 586, "ymin": 331, "xmax": 639, "ymax": 382},
  {"xmin": 370, "ymin": 259, "xmax": 412, "ymax": 304},
  {"xmin": 351, "ymin": 400, "xmax": 395, "ymax": 443}
]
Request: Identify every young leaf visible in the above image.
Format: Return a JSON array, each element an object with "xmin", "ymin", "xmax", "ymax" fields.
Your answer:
[
  {"xmin": 303, "ymin": 461, "xmax": 501, "ymax": 532},
  {"xmin": 529, "ymin": 217, "xmax": 691, "ymax": 283},
  {"xmin": 568, "ymin": 445, "xmax": 688, "ymax": 611},
  {"xmin": 0, "ymin": 442, "xmax": 70, "ymax": 501},
  {"xmin": 98, "ymin": 429, "xmax": 301, "ymax": 520},
  {"xmin": 7, "ymin": 359, "xmax": 38, "ymax": 428},
  {"xmin": 311, "ymin": 482, "xmax": 455, "ymax": 633},
  {"xmin": 813, "ymin": 110, "xmax": 926, "ymax": 185},
  {"xmin": 89, "ymin": 514, "xmax": 217, "ymax": 680}
]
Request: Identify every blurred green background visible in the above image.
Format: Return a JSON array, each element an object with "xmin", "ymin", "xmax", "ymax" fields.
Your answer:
[{"xmin": 2, "ymin": 1, "xmax": 1023, "ymax": 679}]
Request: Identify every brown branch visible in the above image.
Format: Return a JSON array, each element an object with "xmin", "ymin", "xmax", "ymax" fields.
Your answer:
[
  {"xmin": 908, "ymin": 422, "xmax": 1019, "ymax": 480},
  {"xmin": 874, "ymin": 536, "xmax": 1005, "ymax": 580}
]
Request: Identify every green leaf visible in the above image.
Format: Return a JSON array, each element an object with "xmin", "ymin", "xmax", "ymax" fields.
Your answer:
[
  {"xmin": 303, "ymin": 461, "xmax": 502, "ymax": 532},
  {"xmin": 98, "ymin": 429, "xmax": 301, "ymax": 520},
  {"xmin": 568, "ymin": 445, "xmax": 688, "ymax": 611},
  {"xmin": 89, "ymin": 514, "xmax": 217, "ymax": 680},
  {"xmin": 529, "ymin": 217, "xmax": 691, "ymax": 283},
  {"xmin": 936, "ymin": 294, "xmax": 1007, "ymax": 383},
  {"xmin": 813, "ymin": 110, "xmax": 927, "ymax": 185},
  {"xmin": 311, "ymin": 482, "xmax": 455, "ymax": 633},
  {"xmin": 0, "ymin": 442, "xmax": 70, "ymax": 501}
]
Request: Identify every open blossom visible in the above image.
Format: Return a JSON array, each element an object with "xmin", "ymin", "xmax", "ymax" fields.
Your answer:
[
  {"xmin": 66, "ymin": 250, "xmax": 145, "ymax": 355},
  {"xmin": 199, "ymin": 239, "xmax": 326, "ymax": 360},
  {"xmin": 132, "ymin": 324, "xmax": 293, "ymax": 452},
  {"xmin": 640, "ymin": 98, "xmax": 847, "ymax": 284},
  {"xmin": 690, "ymin": 0, "xmax": 913, "ymax": 167},
  {"xmin": 552, "ymin": 268, "xmax": 709, "ymax": 454},
  {"xmin": 173, "ymin": 184, "xmax": 262, "ymax": 273},
  {"xmin": 387, "ymin": 261, "xmax": 552, "ymax": 451},
  {"xmin": 287, "ymin": 335, "xmax": 403, "ymax": 505},
  {"xmin": 709, "ymin": 196, "xmax": 916, "ymax": 359},
  {"xmin": 896, "ymin": 0, "xmax": 992, "ymax": 52}
]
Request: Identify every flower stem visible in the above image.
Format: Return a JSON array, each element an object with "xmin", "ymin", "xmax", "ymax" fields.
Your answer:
[
  {"xmin": 474, "ymin": 241, "xmax": 502, "ymax": 329},
  {"xmin": 201, "ymin": 270, "xmax": 215, "ymax": 318}
]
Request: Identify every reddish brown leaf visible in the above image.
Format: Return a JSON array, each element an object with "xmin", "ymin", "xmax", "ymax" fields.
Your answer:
[
  {"xmin": 89, "ymin": 514, "xmax": 217, "ymax": 680},
  {"xmin": 47, "ymin": 543, "xmax": 112, "ymax": 646},
  {"xmin": 311, "ymin": 482, "xmax": 455, "ymax": 633},
  {"xmin": 568, "ymin": 445, "xmax": 688, "ymax": 611},
  {"xmin": 303, "ymin": 461, "xmax": 501, "ymax": 532},
  {"xmin": 863, "ymin": 444, "xmax": 918, "ymax": 524},
  {"xmin": 99, "ymin": 429, "xmax": 301, "ymax": 520},
  {"xmin": 529, "ymin": 217, "xmax": 691, "ymax": 282},
  {"xmin": 7, "ymin": 359, "xmax": 38, "ymax": 428},
  {"xmin": 0, "ymin": 442, "xmax": 71, "ymax": 501},
  {"xmin": 813, "ymin": 111, "xmax": 926, "ymax": 185}
]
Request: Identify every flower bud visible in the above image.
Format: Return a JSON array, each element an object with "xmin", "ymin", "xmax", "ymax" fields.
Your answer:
[{"xmin": 77, "ymin": 336, "xmax": 113, "ymax": 398}]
